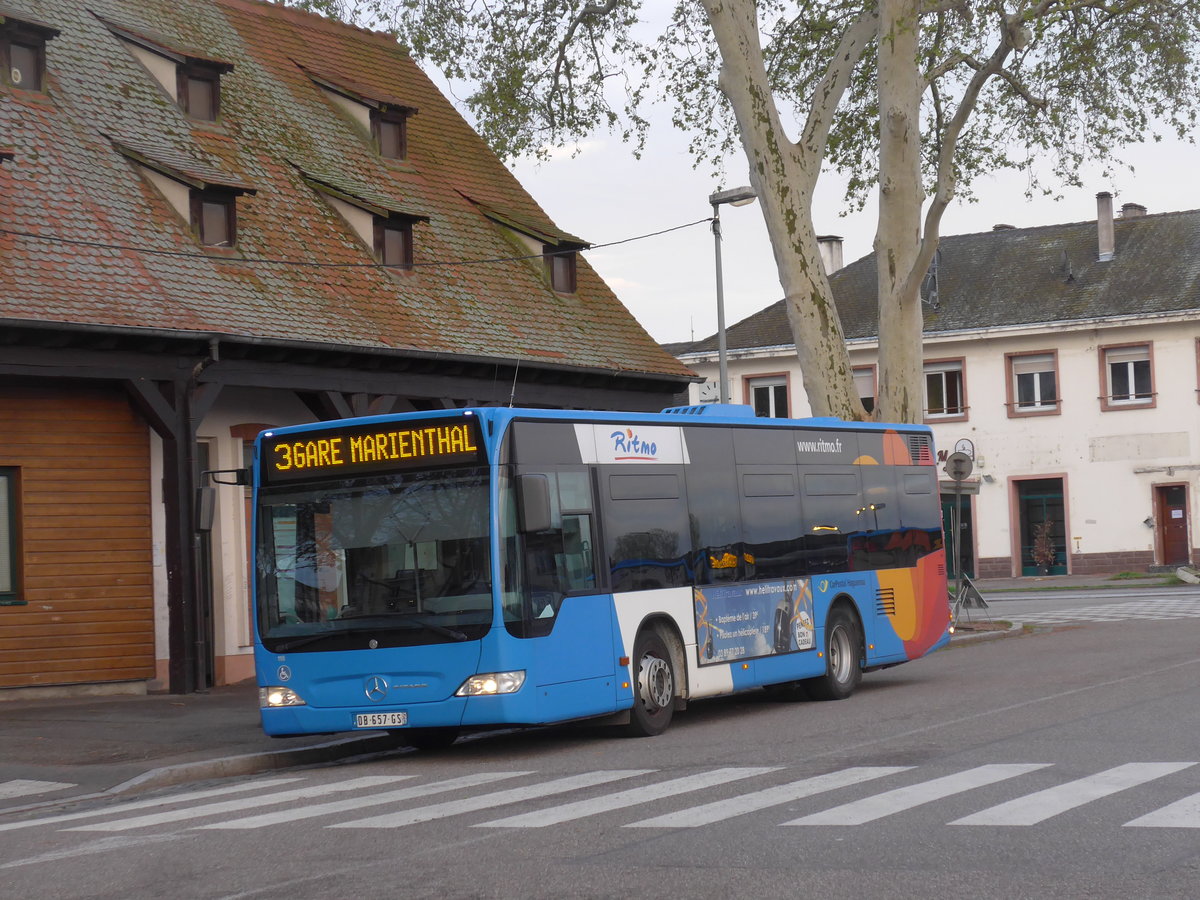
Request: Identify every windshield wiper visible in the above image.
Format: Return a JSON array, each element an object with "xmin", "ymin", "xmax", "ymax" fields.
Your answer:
[
  {"xmin": 406, "ymin": 615, "xmax": 467, "ymax": 642},
  {"xmin": 274, "ymin": 630, "xmax": 353, "ymax": 652},
  {"xmin": 325, "ymin": 612, "xmax": 469, "ymax": 642}
]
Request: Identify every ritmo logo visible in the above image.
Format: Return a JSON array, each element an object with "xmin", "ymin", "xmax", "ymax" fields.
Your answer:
[{"xmin": 610, "ymin": 427, "xmax": 658, "ymax": 460}]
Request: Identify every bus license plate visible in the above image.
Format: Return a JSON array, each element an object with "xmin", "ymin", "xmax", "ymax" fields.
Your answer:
[{"xmin": 354, "ymin": 711, "xmax": 408, "ymax": 729}]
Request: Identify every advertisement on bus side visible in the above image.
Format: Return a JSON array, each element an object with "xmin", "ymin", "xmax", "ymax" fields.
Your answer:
[{"xmin": 694, "ymin": 578, "xmax": 815, "ymax": 665}]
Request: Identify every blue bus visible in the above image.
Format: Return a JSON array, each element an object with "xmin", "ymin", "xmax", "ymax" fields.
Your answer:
[{"xmin": 253, "ymin": 404, "xmax": 949, "ymax": 745}]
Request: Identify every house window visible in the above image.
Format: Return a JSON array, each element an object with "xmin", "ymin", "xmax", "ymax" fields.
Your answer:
[
  {"xmin": 1008, "ymin": 352, "xmax": 1059, "ymax": 415},
  {"xmin": 1, "ymin": 18, "xmax": 58, "ymax": 93},
  {"xmin": 0, "ymin": 469, "xmax": 20, "ymax": 606},
  {"xmin": 1102, "ymin": 344, "xmax": 1153, "ymax": 408},
  {"xmin": 749, "ymin": 377, "xmax": 788, "ymax": 418},
  {"xmin": 374, "ymin": 218, "xmax": 413, "ymax": 269},
  {"xmin": 924, "ymin": 360, "xmax": 965, "ymax": 419},
  {"xmin": 371, "ymin": 108, "xmax": 409, "ymax": 160},
  {"xmin": 178, "ymin": 64, "xmax": 221, "ymax": 120},
  {"xmin": 545, "ymin": 246, "xmax": 577, "ymax": 293},
  {"xmin": 853, "ymin": 366, "xmax": 876, "ymax": 414},
  {"xmin": 191, "ymin": 189, "xmax": 237, "ymax": 246}
]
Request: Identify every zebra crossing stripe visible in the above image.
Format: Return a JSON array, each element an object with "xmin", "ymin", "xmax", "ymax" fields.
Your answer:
[
  {"xmin": 0, "ymin": 779, "xmax": 76, "ymax": 800},
  {"xmin": 1018, "ymin": 598, "xmax": 1200, "ymax": 626},
  {"xmin": 782, "ymin": 764, "xmax": 1051, "ymax": 826},
  {"xmin": 68, "ymin": 775, "xmax": 412, "ymax": 832},
  {"xmin": 951, "ymin": 763, "xmax": 1197, "ymax": 826},
  {"xmin": 0, "ymin": 777, "xmax": 305, "ymax": 833},
  {"xmin": 1124, "ymin": 790, "xmax": 1200, "ymax": 828},
  {"xmin": 331, "ymin": 770, "xmax": 654, "ymax": 829},
  {"xmin": 198, "ymin": 771, "xmax": 531, "ymax": 829},
  {"xmin": 627, "ymin": 766, "xmax": 913, "ymax": 828},
  {"xmin": 478, "ymin": 767, "xmax": 780, "ymax": 828}
]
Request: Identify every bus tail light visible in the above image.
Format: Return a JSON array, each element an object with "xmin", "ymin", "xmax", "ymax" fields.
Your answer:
[{"xmin": 455, "ymin": 670, "xmax": 526, "ymax": 696}]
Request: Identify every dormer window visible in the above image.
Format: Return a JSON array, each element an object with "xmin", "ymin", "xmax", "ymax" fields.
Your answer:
[
  {"xmin": 375, "ymin": 217, "xmax": 413, "ymax": 268},
  {"xmin": 192, "ymin": 188, "xmax": 237, "ymax": 246},
  {"xmin": 371, "ymin": 108, "xmax": 409, "ymax": 160},
  {"xmin": 545, "ymin": 245, "xmax": 578, "ymax": 293},
  {"xmin": 1, "ymin": 14, "xmax": 59, "ymax": 92},
  {"xmin": 464, "ymin": 195, "xmax": 590, "ymax": 297},
  {"xmin": 100, "ymin": 17, "xmax": 232, "ymax": 121},
  {"xmin": 298, "ymin": 166, "xmax": 428, "ymax": 272},
  {"xmin": 301, "ymin": 66, "xmax": 417, "ymax": 162},
  {"xmin": 113, "ymin": 138, "xmax": 255, "ymax": 249},
  {"xmin": 178, "ymin": 62, "xmax": 223, "ymax": 121}
]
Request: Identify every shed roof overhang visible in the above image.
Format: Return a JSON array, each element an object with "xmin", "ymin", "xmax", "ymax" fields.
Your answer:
[{"xmin": 0, "ymin": 319, "xmax": 694, "ymax": 408}]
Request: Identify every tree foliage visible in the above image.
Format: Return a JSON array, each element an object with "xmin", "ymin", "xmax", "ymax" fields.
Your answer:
[{"xmin": 287, "ymin": 0, "xmax": 1200, "ymax": 422}]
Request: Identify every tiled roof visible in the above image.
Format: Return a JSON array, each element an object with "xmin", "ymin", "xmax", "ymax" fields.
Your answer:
[
  {"xmin": 683, "ymin": 208, "xmax": 1200, "ymax": 353},
  {"xmin": 94, "ymin": 11, "xmax": 234, "ymax": 70},
  {"xmin": 0, "ymin": 4, "xmax": 59, "ymax": 35},
  {"xmin": 298, "ymin": 63, "xmax": 415, "ymax": 111},
  {"xmin": 0, "ymin": 0, "xmax": 691, "ymax": 381},
  {"xmin": 112, "ymin": 135, "xmax": 256, "ymax": 192}
]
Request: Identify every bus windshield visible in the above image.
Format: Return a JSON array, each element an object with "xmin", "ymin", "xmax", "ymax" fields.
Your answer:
[{"xmin": 256, "ymin": 467, "xmax": 492, "ymax": 652}]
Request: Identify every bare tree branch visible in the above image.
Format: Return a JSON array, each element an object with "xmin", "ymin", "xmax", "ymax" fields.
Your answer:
[{"xmin": 547, "ymin": 0, "xmax": 623, "ymax": 127}]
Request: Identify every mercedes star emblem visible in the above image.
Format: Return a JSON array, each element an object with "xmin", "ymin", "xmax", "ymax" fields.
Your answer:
[{"xmin": 365, "ymin": 675, "xmax": 388, "ymax": 702}]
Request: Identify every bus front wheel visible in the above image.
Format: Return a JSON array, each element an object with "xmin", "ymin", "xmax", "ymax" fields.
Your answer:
[
  {"xmin": 804, "ymin": 606, "xmax": 863, "ymax": 701},
  {"xmin": 626, "ymin": 630, "xmax": 676, "ymax": 737}
]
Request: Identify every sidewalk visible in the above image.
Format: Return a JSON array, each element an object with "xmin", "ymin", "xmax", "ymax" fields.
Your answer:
[
  {"xmin": 0, "ymin": 682, "xmax": 405, "ymax": 814},
  {"xmin": 0, "ymin": 573, "xmax": 1183, "ymax": 813}
]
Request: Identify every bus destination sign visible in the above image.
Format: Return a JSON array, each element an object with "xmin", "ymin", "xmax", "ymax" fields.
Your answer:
[{"xmin": 261, "ymin": 418, "xmax": 484, "ymax": 484}]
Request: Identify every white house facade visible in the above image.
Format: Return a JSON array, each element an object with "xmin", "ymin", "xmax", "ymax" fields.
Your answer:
[{"xmin": 675, "ymin": 194, "xmax": 1198, "ymax": 579}]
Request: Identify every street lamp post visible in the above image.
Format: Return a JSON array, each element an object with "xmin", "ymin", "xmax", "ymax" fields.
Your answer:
[{"xmin": 709, "ymin": 186, "xmax": 757, "ymax": 404}]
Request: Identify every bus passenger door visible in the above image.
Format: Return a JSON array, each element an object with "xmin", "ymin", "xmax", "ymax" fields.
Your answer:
[{"xmin": 506, "ymin": 473, "xmax": 617, "ymax": 719}]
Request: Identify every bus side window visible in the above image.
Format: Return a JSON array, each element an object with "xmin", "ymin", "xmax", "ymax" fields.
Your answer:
[
  {"xmin": 801, "ymin": 470, "xmax": 862, "ymax": 574},
  {"xmin": 603, "ymin": 470, "xmax": 691, "ymax": 592},
  {"xmin": 683, "ymin": 427, "xmax": 745, "ymax": 585},
  {"xmin": 740, "ymin": 470, "xmax": 805, "ymax": 579},
  {"xmin": 856, "ymin": 466, "xmax": 903, "ymax": 570}
]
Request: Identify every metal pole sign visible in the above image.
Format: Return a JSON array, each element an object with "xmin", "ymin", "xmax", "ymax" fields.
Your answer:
[
  {"xmin": 943, "ymin": 450, "xmax": 973, "ymax": 604},
  {"xmin": 944, "ymin": 451, "xmax": 973, "ymax": 482}
]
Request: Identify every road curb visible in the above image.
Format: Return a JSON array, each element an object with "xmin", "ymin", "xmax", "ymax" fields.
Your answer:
[
  {"xmin": 949, "ymin": 620, "xmax": 1023, "ymax": 644},
  {"xmin": 1, "ymin": 732, "xmax": 404, "ymax": 816},
  {"xmin": 111, "ymin": 732, "xmax": 403, "ymax": 795}
]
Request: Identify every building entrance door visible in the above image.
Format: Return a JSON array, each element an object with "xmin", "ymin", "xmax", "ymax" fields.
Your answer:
[
  {"xmin": 1017, "ymin": 478, "xmax": 1067, "ymax": 576},
  {"xmin": 941, "ymin": 493, "xmax": 975, "ymax": 578},
  {"xmin": 1156, "ymin": 485, "xmax": 1189, "ymax": 566}
]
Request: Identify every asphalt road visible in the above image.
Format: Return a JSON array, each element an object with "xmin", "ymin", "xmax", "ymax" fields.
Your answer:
[{"xmin": 2, "ymin": 613, "xmax": 1198, "ymax": 900}]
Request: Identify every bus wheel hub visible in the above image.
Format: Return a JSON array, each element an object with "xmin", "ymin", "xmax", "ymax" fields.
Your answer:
[{"xmin": 638, "ymin": 654, "xmax": 673, "ymax": 710}]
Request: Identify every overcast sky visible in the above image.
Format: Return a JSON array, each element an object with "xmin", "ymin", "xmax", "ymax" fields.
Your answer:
[{"xmin": 507, "ymin": 123, "xmax": 1198, "ymax": 346}]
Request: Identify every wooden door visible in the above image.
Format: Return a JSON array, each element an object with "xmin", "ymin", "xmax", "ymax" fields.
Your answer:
[{"xmin": 1156, "ymin": 485, "xmax": 1189, "ymax": 566}]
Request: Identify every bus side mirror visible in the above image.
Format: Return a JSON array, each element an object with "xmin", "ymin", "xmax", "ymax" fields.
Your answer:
[
  {"xmin": 205, "ymin": 468, "xmax": 250, "ymax": 486},
  {"xmin": 196, "ymin": 486, "xmax": 216, "ymax": 532},
  {"xmin": 516, "ymin": 474, "xmax": 552, "ymax": 534}
]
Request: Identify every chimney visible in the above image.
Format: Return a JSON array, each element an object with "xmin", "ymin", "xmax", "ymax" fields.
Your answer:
[
  {"xmin": 817, "ymin": 235, "xmax": 844, "ymax": 274},
  {"xmin": 1120, "ymin": 202, "xmax": 1147, "ymax": 218},
  {"xmin": 1096, "ymin": 191, "xmax": 1114, "ymax": 261}
]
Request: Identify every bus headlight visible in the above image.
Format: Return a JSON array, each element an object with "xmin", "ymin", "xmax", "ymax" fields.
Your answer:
[
  {"xmin": 260, "ymin": 686, "xmax": 307, "ymax": 708},
  {"xmin": 455, "ymin": 671, "xmax": 526, "ymax": 697}
]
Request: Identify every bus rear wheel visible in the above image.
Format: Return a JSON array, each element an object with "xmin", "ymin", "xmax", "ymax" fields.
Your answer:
[
  {"xmin": 626, "ymin": 630, "xmax": 676, "ymax": 737},
  {"xmin": 804, "ymin": 606, "xmax": 862, "ymax": 701}
]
